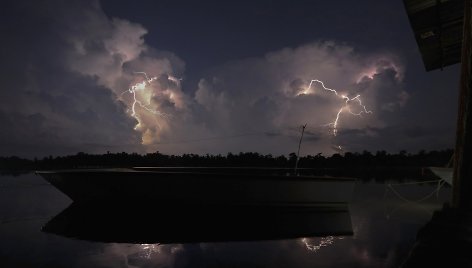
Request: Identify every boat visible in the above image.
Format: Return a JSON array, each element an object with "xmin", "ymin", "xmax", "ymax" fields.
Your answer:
[
  {"xmin": 36, "ymin": 167, "xmax": 356, "ymax": 205},
  {"xmin": 428, "ymin": 166, "xmax": 453, "ymax": 185}
]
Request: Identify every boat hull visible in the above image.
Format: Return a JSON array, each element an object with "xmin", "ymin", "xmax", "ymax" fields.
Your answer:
[{"xmin": 37, "ymin": 168, "xmax": 355, "ymax": 205}]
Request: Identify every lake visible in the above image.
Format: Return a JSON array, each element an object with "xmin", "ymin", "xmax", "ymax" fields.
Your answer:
[{"xmin": 0, "ymin": 173, "xmax": 451, "ymax": 267}]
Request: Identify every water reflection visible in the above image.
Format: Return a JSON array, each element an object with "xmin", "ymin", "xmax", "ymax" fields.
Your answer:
[
  {"xmin": 42, "ymin": 202, "xmax": 353, "ymax": 244},
  {"xmin": 0, "ymin": 174, "xmax": 451, "ymax": 267},
  {"xmin": 301, "ymin": 236, "xmax": 344, "ymax": 252}
]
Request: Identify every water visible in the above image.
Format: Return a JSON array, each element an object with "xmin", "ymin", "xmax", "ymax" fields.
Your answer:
[{"xmin": 0, "ymin": 173, "xmax": 451, "ymax": 267}]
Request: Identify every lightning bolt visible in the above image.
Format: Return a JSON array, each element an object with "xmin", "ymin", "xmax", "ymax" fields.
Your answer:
[
  {"xmin": 121, "ymin": 72, "xmax": 165, "ymax": 116},
  {"xmin": 304, "ymin": 79, "xmax": 372, "ymax": 148},
  {"xmin": 120, "ymin": 72, "xmax": 172, "ymax": 130}
]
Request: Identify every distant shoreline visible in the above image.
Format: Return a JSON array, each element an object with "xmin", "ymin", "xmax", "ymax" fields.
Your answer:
[{"xmin": 0, "ymin": 149, "xmax": 453, "ymax": 181}]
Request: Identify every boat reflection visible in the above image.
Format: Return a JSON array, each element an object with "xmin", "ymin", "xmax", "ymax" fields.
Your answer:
[{"xmin": 42, "ymin": 202, "xmax": 353, "ymax": 244}]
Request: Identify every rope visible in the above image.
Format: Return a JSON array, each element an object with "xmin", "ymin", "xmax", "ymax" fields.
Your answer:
[
  {"xmin": 383, "ymin": 179, "xmax": 447, "ymax": 221},
  {"xmin": 0, "ymin": 183, "xmax": 51, "ymax": 188},
  {"xmin": 387, "ymin": 179, "xmax": 444, "ymax": 186},
  {"xmin": 0, "ymin": 216, "xmax": 51, "ymax": 225},
  {"xmin": 386, "ymin": 179, "xmax": 447, "ymax": 203}
]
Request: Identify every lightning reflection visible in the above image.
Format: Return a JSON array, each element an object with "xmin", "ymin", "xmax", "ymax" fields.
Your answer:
[
  {"xmin": 140, "ymin": 243, "xmax": 161, "ymax": 259},
  {"xmin": 301, "ymin": 236, "xmax": 344, "ymax": 252}
]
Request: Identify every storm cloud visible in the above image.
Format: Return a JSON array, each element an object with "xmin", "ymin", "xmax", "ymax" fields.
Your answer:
[
  {"xmin": 164, "ymin": 42, "xmax": 408, "ymax": 155},
  {"xmin": 0, "ymin": 0, "xmax": 457, "ymax": 157},
  {"xmin": 0, "ymin": 0, "xmax": 184, "ymax": 156}
]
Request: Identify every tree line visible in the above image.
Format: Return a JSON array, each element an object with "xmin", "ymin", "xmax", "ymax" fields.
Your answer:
[{"xmin": 0, "ymin": 149, "xmax": 453, "ymax": 171}]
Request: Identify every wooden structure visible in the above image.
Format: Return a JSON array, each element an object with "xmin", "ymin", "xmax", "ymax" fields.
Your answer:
[
  {"xmin": 404, "ymin": 0, "xmax": 472, "ymax": 209},
  {"xmin": 454, "ymin": 0, "xmax": 472, "ymax": 209},
  {"xmin": 404, "ymin": 0, "xmax": 464, "ymax": 71},
  {"xmin": 402, "ymin": 1, "xmax": 472, "ymax": 266}
]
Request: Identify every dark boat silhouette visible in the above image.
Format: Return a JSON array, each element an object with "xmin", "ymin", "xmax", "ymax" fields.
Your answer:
[
  {"xmin": 37, "ymin": 167, "xmax": 356, "ymax": 243},
  {"xmin": 36, "ymin": 167, "xmax": 355, "ymax": 205}
]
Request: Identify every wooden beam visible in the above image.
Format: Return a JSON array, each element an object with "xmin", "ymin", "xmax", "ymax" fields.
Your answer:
[{"xmin": 453, "ymin": 0, "xmax": 472, "ymax": 209}]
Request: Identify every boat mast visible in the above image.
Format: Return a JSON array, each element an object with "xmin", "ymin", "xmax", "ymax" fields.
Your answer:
[{"xmin": 294, "ymin": 123, "xmax": 307, "ymax": 175}]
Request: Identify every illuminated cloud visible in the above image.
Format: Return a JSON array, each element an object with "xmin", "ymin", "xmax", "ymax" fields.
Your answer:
[
  {"xmin": 0, "ymin": 0, "xmax": 186, "ymax": 156},
  {"xmin": 0, "ymin": 0, "xmax": 429, "ymax": 157},
  {"xmin": 180, "ymin": 42, "xmax": 408, "ymax": 154},
  {"xmin": 0, "ymin": 0, "xmax": 141, "ymax": 156}
]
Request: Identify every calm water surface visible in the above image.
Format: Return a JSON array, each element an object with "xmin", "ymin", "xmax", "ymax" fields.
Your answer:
[{"xmin": 0, "ymin": 173, "xmax": 451, "ymax": 267}]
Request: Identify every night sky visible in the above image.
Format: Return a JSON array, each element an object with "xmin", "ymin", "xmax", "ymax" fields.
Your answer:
[{"xmin": 0, "ymin": 0, "xmax": 461, "ymax": 158}]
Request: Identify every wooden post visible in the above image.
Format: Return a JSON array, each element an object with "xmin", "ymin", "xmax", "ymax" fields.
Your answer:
[{"xmin": 453, "ymin": 0, "xmax": 472, "ymax": 209}]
